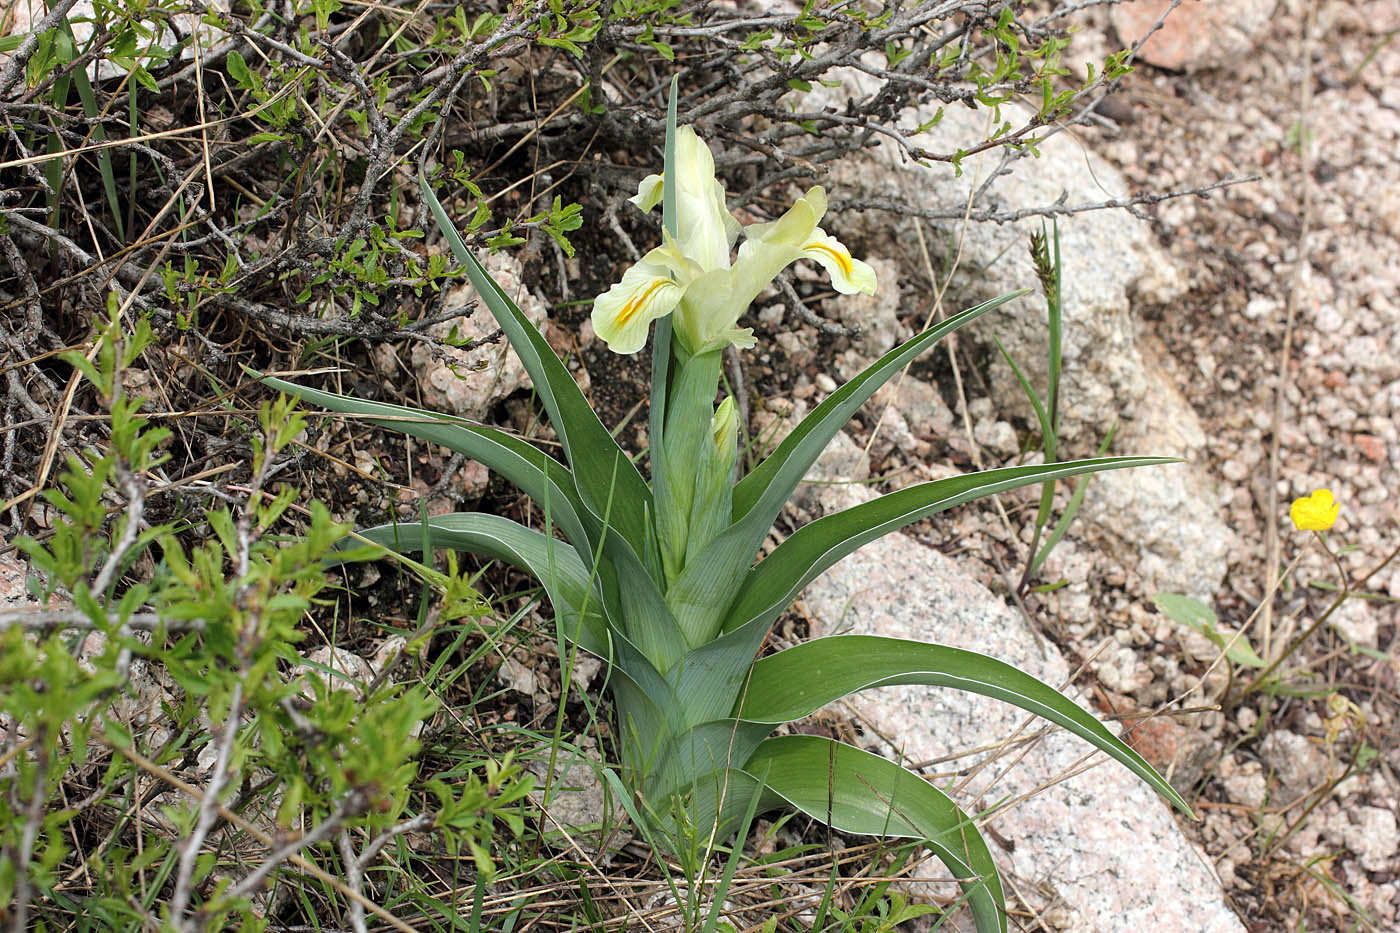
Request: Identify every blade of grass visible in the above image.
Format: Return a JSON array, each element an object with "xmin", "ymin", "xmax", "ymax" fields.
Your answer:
[{"xmin": 66, "ymin": 22, "xmax": 123, "ymax": 243}]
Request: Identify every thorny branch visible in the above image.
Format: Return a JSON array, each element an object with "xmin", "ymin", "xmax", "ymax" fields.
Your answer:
[
  {"xmin": 6, "ymin": 728, "xmax": 48, "ymax": 933},
  {"xmin": 220, "ymin": 790, "xmax": 369, "ymax": 905},
  {"xmin": 0, "ymin": 607, "xmax": 207, "ymax": 632},
  {"xmin": 835, "ymin": 175, "xmax": 1259, "ymax": 226},
  {"xmin": 167, "ymin": 415, "xmax": 279, "ymax": 931}
]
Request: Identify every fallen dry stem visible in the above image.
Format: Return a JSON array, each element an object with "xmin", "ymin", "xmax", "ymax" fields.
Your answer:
[{"xmin": 1261, "ymin": 0, "xmax": 1317, "ymax": 660}]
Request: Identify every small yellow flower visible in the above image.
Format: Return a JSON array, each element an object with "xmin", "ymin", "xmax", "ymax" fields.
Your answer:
[{"xmin": 1289, "ymin": 488, "xmax": 1339, "ymax": 531}]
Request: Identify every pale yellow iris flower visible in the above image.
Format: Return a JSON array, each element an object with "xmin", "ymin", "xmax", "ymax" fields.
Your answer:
[{"xmin": 592, "ymin": 126, "xmax": 877, "ymax": 355}]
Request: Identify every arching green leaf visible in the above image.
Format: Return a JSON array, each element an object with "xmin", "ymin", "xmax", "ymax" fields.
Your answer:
[
  {"xmin": 738, "ymin": 635, "xmax": 1192, "ymax": 815},
  {"xmin": 749, "ymin": 735, "xmax": 1006, "ymax": 933},
  {"xmin": 667, "ymin": 293, "xmax": 1029, "ymax": 642},
  {"xmin": 723, "ymin": 457, "xmax": 1176, "ymax": 636},
  {"xmin": 253, "ymin": 372, "xmax": 593, "ymax": 551},
  {"xmin": 419, "ymin": 176, "xmax": 656, "ymax": 565}
]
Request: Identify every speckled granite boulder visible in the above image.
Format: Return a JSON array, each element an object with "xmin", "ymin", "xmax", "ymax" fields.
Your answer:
[
  {"xmin": 806, "ymin": 70, "xmax": 1234, "ymax": 599},
  {"xmin": 796, "ymin": 434, "xmax": 1244, "ymax": 933}
]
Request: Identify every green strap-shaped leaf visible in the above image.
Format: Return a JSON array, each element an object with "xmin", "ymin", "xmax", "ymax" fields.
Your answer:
[
  {"xmin": 649, "ymin": 765, "xmax": 770, "ymax": 856},
  {"xmin": 732, "ymin": 292, "xmax": 1025, "ymax": 523},
  {"xmin": 634, "ymin": 736, "xmax": 1004, "ymax": 933},
  {"xmin": 419, "ymin": 175, "xmax": 656, "ymax": 564},
  {"xmin": 748, "ymin": 735, "xmax": 1006, "ymax": 933},
  {"xmin": 738, "ymin": 635, "xmax": 1193, "ymax": 815},
  {"xmin": 671, "ymin": 458, "xmax": 1175, "ymax": 726},
  {"xmin": 610, "ymin": 675, "xmax": 673, "ymax": 785},
  {"xmin": 359, "ymin": 513, "xmax": 686, "ymax": 735},
  {"xmin": 644, "ymin": 80, "xmax": 681, "ymax": 587},
  {"xmin": 612, "ymin": 543, "xmax": 690, "ymax": 674},
  {"xmin": 69, "ymin": 43, "xmax": 123, "ymax": 243},
  {"xmin": 666, "ymin": 293, "xmax": 1028, "ymax": 643},
  {"xmin": 662, "ymin": 77, "xmax": 679, "ymax": 241},
  {"xmin": 641, "ymin": 718, "xmax": 771, "ymax": 804},
  {"xmin": 254, "ymin": 373, "xmax": 593, "ymax": 550},
  {"xmin": 668, "ymin": 613, "xmax": 777, "ymax": 727},
  {"xmin": 357, "ymin": 513, "xmax": 608, "ymax": 657},
  {"xmin": 722, "ymin": 457, "xmax": 1175, "ymax": 637},
  {"xmin": 256, "ymin": 372, "xmax": 690, "ymax": 671}
]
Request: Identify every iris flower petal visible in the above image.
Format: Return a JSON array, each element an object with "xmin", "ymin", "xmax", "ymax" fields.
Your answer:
[
  {"xmin": 673, "ymin": 127, "xmax": 739, "ymax": 272},
  {"xmin": 801, "ymin": 228, "xmax": 877, "ymax": 295},
  {"xmin": 592, "ymin": 244, "xmax": 694, "ymax": 354},
  {"xmin": 630, "ymin": 173, "xmax": 664, "ymax": 212},
  {"xmin": 597, "ymin": 131, "xmax": 877, "ymax": 356}
]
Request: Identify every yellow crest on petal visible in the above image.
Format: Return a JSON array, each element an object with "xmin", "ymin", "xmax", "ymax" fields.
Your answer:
[
  {"xmin": 591, "ymin": 129, "xmax": 876, "ymax": 355},
  {"xmin": 801, "ymin": 229, "xmax": 877, "ymax": 295},
  {"xmin": 592, "ymin": 242, "xmax": 695, "ymax": 355}
]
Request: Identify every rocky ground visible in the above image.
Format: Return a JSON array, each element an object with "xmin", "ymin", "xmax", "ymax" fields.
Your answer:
[{"xmin": 1076, "ymin": 2, "xmax": 1399, "ymax": 927}]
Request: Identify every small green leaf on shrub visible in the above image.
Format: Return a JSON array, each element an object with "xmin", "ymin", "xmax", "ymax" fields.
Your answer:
[{"xmin": 226, "ymin": 50, "xmax": 252, "ymax": 89}]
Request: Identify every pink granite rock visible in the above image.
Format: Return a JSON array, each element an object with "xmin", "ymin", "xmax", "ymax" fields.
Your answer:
[
  {"xmin": 796, "ymin": 435, "xmax": 1244, "ymax": 932},
  {"xmin": 410, "ymin": 251, "xmax": 548, "ymax": 418},
  {"xmin": 1111, "ymin": 0, "xmax": 1278, "ymax": 72}
]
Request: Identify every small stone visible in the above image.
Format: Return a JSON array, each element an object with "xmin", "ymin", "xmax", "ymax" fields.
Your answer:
[
  {"xmin": 1354, "ymin": 433, "xmax": 1385, "ymax": 461},
  {"xmin": 1258, "ymin": 731, "xmax": 1331, "ymax": 804},
  {"xmin": 973, "ymin": 418, "xmax": 1019, "ymax": 457},
  {"xmin": 757, "ymin": 303, "xmax": 786, "ymax": 325},
  {"xmin": 1221, "ymin": 458, "xmax": 1250, "ymax": 481},
  {"xmin": 775, "ymin": 330, "xmax": 814, "ymax": 369},
  {"xmin": 1123, "ymin": 716, "xmax": 1184, "ymax": 772},
  {"xmin": 1330, "ymin": 598, "xmax": 1380, "ymax": 649},
  {"xmin": 497, "ymin": 657, "xmax": 540, "ymax": 697},
  {"xmin": 527, "ymin": 740, "xmax": 630, "ymax": 854},
  {"xmin": 370, "ymin": 635, "xmax": 410, "ymax": 674},
  {"xmin": 815, "ymin": 372, "xmax": 837, "ymax": 393},
  {"xmin": 568, "ymin": 655, "xmax": 602, "ymax": 692},
  {"xmin": 892, "ymin": 376, "xmax": 955, "ymax": 439},
  {"xmin": 1244, "ymin": 297, "xmax": 1279, "ymax": 320},
  {"xmin": 1329, "ymin": 806, "xmax": 1400, "ymax": 873},
  {"xmin": 411, "ymin": 252, "xmax": 547, "ymax": 417},
  {"xmin": 1219, "ymin": 755, "xmax": 1267, "ymax": 809},
  {"xmin": 1110, "ymin": 0, "xmax": 1275, "ymax": 71},
  {"xmin": 1315, "ymin": 305, "xmax": 1346, "ymax": 332},
  {"xmin": 1, "ymin": 554, "xmax": 44, "ymax": 607},
  {"xmin": 296, "ymin": 647, "xmax": 375, "ymax": 698},
  {"xmin": 1095, "ymin": 645, "xmax": 1155, "ymax": 693}
]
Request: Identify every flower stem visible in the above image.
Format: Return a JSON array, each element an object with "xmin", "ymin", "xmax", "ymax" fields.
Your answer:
[{"xmin": 1232, "ymin": 536, "xmax": 1400, "ymax": 707}]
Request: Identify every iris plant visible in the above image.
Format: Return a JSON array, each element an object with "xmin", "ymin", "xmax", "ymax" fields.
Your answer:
[{"xmin": 262, "ymin": 90, "xmax": 1191, "ymax": 932}]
